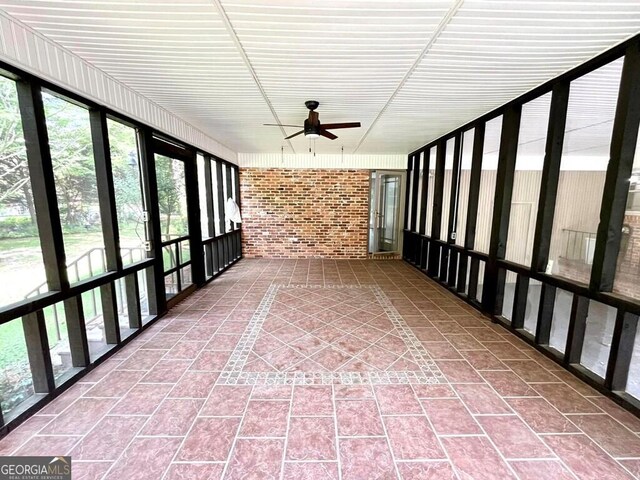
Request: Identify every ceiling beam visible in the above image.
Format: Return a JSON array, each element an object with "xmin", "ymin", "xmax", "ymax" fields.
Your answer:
[
  {"xmin": 211, "ymin": 0, "xmax": 295, "ymax": 154},
  {"xmin": 352, "ymin": 0, "xmax": 464, "ymax": 154}
]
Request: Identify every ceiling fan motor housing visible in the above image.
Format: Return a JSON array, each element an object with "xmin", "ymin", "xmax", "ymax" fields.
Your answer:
[
  {"xmin": 305, "ymin": 100, "xmax": 319, "ymax": 111},
  {"xmin": 304, "ymin": 118, "xmax": 320, "ymax": 137}
]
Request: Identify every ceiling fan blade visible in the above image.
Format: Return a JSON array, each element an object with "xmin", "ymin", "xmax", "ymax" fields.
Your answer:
[
  {"xmin": 320, "ymin": 122, "xmax": 361, "ymax": 130},
  {"xmin": 263, "ymin": 123, "xmax": 301, "ymax": 127},
  {"xmin": 320, "ymin": 129, "xmax": 338, "ymax": 140},
  {"xmin": 284, "ymin": 130, "xmax": 304, "ymax": 140}
]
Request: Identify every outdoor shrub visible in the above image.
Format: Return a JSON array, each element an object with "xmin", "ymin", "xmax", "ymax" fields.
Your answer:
[{"xmin": 0, "ymin": 216, "xmax": 38, "ymax": 239}]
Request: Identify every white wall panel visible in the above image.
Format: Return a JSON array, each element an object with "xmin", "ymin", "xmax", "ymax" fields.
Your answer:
[{"xmin": 238, "ymin": 153, "xmax": 405, "ymax": 170}]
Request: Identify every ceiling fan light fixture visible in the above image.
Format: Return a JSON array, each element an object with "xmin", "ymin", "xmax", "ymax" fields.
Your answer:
[{"xmin": 304, "ymin": 118, "xmax": 320, "ymax": 139}]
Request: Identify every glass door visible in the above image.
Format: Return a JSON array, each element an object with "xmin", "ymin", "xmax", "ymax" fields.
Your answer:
[
  {"xmin": 154, "ymin": 153, "xmax": 192, "ymax": 300},
  {"xmin": 370, "ymin": 171, "xmax": 405, "ymax": 254}
]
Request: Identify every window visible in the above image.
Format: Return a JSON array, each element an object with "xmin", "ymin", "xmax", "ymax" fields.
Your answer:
[
  {"xmin": 440, "ymin": 137, "xmax": 455, "ymax": 241},
  {"xmin": 43, "ymin": 91, "xmax": 107, "ymax": 284},
  {"xmin": 108, "ymin": 118, "xmax": 146, "ymax": 265},
  {"xmin": 455, "ymin": 129, "xmax": 474, "ymax": 247},
  {"xmin": 0, "ymin": 75, "xmax": 47, "ymax": 307},
  {"xmin": 548, "ymin": 58, "xmax": 623, "ymax": 283},
  {"xmin": 476, "ymin": 260, "xmax": 486, "ymax": 302},
  {"xmin": 549, "ymin": 288, "xmax": 573, "ymax": 353},
  {"xmin": 222, "ymin": 163, "xmax": 231, "ymax": 233},
  {"xmin": 197, "ymin": 154, "xmax": 210, "ymax": 240},
  {"xmin": 425, "ymin": 147, "xmax": 436, "ymax": 235},
  {"xmin": 505, "ymin": 93, "xmax": 551, "ymax": 266},
  {"xmin": 475, "ymin": 116, "xmax": 502, "ymax": 253},
  {"xmin": 502, "ymin": 271, "xmax": 516, "ymax": 321},
  {"xmin": 212, "ymin": 160, "xmax": 222, "ymax": 236},
  {"xmin": 524, "ymin": 279, "xmax": 542, "ymax": 335},
  {"xmin": 414, "ymin": 153, "xmax": 423, "ymax": 233},
  {"xmin": 155, "ymin": 154, "xmax": 188, "ymax": 240},
  {"xmin": 0, "ymin": 321, "xmax": 34, "ymax": 419},
  {"xmin": 231, "ymin": 167, "xmax": 240, "ymax": 230}
]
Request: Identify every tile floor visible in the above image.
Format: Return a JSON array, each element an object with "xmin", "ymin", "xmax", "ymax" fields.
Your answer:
[{"xmin": 2, "ymin": 259, "xmax": 640, "ymax": 480}]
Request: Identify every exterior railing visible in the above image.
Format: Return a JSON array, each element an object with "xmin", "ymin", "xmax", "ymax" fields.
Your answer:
[{"xmin": 561, "ymin": 229, "xmax": 597, "ymax": 264}]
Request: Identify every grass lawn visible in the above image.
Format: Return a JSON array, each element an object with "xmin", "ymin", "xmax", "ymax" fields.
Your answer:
[
  {"xmin": 0, "ymin": 226, "xmax": 141, "ymax": 373},
  {"xmin": 0, "ymin": 305, "xmax": 68, "ymax": 368},
  {"xmin": 0, "ymin": 224, "xmax": 145, "ymax": 306}
]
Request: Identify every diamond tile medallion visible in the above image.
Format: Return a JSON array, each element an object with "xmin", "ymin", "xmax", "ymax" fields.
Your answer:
[{"xmin": 219, "ymin": 285, "xmax": 445, "ymax": 385}]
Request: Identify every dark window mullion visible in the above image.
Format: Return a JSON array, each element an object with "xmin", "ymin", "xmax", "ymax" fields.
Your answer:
[
  {"xmin": 456, "ymin": 254, "xmax": 468, "ymax": 293},
  {"xmin": 15, "ymin": 80, "xmax": 68, "ymax": 292},
  {"xmin": 203, "ymin": 157, "xmax": 215, "ymax": 238},
  {"xmin": 125, "ymin": 273, "xmax": 142, "ymax": 329},
  {"xmin": 428, "ymin": 141, "xmax": 446, "ymax": 275},
  {"xmin": 606, "ymin": 311, "xmax": 639, "ymax": 391},
  {"xmin": 418, "ymin": 151, "xmax": 430, "ymax": 235},
  {"xmin": 483, "ymin": 105, "xmax": 522, "ymax": 314},
  {"xmin": 22, "ymin": 310, "xmax": 56, "ymax": 393},
  {"xmin": 184, "ymin": 151, "xmax": 205, "ymax": 287},
  {"xmin": 511, "ymin": 274, "xmax": 530, "ymax": 329},
  {"xmin": 215, "ymin": 160, "xmax": 226, "ymax": 236},
  {"xmin": 447, "ymin": 133, "xmax": 463, "ymax": 243},
  {"xmin": 403, "ymin": 155, "xmax": 413, "ymax": 231},
  {"xmin": 409, "ymin": 154, "xmax": 420, "ymax": 232},
  {"xmin": 89, "ymin": 108, "xmax": 122, "ymax": 272},
  {"xmin": 225, "ymin": 163, "xmax": 234, "ymax": 231},
  {"xmin": 63, "ymin": 296, "xmax": 90, "ymax": 367},
  {"xmin": 234, "ymin": 165, "xmax": 242, "ymax": 233},
  {"xmin": 535, "ymin": 284, "xmax": 557, "ymax": 346},
  {"xmin": 464, "ymin": 123, "xmax": 485, "ymax": 251},
  {"xmin": 138, "ymin": 127, "xmax": 165, "ymax": 316},
  {"xmin": 565, "ymin": 295, "xmax": 590, "ymax": 365},
  {"xmin": 446, "ymin": 133, "xmax": 463, "ymax": 286},
  {"xmin": 531, "ymin": 82, "xmax": 570, "ymax": 273},
  {"xmin": 100, "ymin": 282, "xmax": 121, "ymax": 345}
]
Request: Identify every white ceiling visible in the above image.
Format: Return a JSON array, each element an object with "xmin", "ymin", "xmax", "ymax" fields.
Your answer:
[{"xmin": 0, "ymin": 0, "xmax": 639, "ymax": 155}]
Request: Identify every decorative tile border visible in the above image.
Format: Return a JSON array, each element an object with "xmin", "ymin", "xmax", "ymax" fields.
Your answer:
[{"xmin": 218, "ymin": 284, "xmax": 446, "ymax": 385}]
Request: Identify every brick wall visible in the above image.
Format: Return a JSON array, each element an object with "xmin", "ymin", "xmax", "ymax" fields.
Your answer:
[
  {"xmin": 239, "ymin": 168, "xmax": 370, "ymax": 258},
  {"xmin": 556, "ymin": 214, "xmax": 640, "ymax": 299}
]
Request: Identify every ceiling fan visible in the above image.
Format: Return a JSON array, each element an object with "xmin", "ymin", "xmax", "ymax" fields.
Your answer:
[{"xmin": 264, "ymin": 101, "xmax": 361, "ymax": 140}]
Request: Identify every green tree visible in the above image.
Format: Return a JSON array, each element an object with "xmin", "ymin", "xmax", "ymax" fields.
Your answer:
[
  {"xmin": 155, "ymin": 156, "xmax": 182, "ymax": 237},
  {"xmin": 0, "ymin": 78, "xmax": 34, "ymax": 224},
  {"xmin": 43, "ymin": 93, "xmax": 97, "ymax": 228}
]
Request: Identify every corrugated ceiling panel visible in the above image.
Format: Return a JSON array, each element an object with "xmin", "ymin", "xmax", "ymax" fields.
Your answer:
[
  {"xmin": 365, "ymin": 0, "xmax": 640, "ymax": 153},
  {"xmin": 0, "ymin": 0, "xmax": 638, "ymax": 157}
]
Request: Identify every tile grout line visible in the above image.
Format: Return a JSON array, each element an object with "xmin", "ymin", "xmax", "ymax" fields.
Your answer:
[
  {"xmin": 278, "ymin": 380, "xmax": 295, "ymax": 480},
  {"xmin": 331, "ymin": 384, "xmax": 344, "ymax": 480}
]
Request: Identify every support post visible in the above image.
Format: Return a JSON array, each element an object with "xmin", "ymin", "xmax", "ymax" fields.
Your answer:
[
  {"xmin": 64, "ymin": 296, "xmax": 90, "ymax": 367},
  {"xmin": 89, "ymin": 109, "xmax": 121, "ymax": 272},
  {"xmin": 483, "ymin": 105, "xmax": 522, "ymax": 314},
  {"xmin": 531, "ymin": 83, "xmax": 570, "ymax": 273},
  {"xmin": 607, "ymin": 311, "xmax": 639, "ymax": 391},
  {"xmin": 15, "ymin": 81, "xmax": 68, "ymax": 292},
  {"xmin": 428, "ymin": 141, "xmax": 446, "ymax": 275},
  {"xmin": 138, "ymin": 128, "xmax": 165, "ymax": 315},
  {"xmin": 22, "ymin": 311, "xmax": 56, "ymax": 393},
  {"xmin": 125, "ymin": 274, "xmax": 142, "ymax": 329}
]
